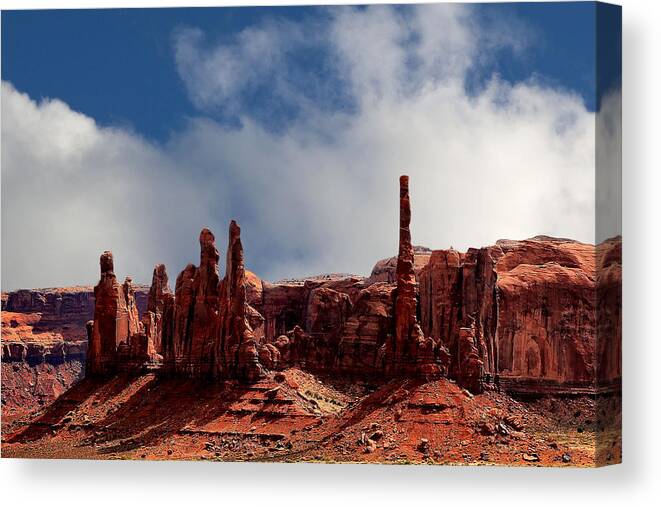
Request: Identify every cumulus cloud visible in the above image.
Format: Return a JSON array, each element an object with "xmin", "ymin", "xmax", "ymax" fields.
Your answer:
[
  {"xmin": 2, "ymin": 4, "xmax": 608, "ymax": 290},
  {"xmin": 1, "ymin": 83, "xmax": 221, "ymax": 290}
]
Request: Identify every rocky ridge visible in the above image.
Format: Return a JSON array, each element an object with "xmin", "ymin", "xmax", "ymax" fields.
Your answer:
[
  {"xmin": 2, "ymin": 176, "xmax": 621, "ymax": 423},
  {"xmin": 76, "ymin": 175, "xmax": 620, "ymax": 397}
]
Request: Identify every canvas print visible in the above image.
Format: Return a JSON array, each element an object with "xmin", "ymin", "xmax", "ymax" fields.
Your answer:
[{"xmin": 1, "ymin": 2, "xmax": 621, "ymax": 466}]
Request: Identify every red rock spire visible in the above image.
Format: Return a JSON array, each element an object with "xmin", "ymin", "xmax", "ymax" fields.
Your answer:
[
  {"xmin": 217, "ymin": 220, "xmax": 264, "ymax": 381},
  {"xmin": 142, "ymin": 263, "xmax": 172, "ymax": 354},
  {"xmin": 86, "ymin": 251, "xmax": 139, "ymax": 376},
  {"xmin": 395, "ymin": 175, "xmax": 417, "ymax": 350},
  {"xmin": 163, "ymin": 228, "xmax": 220, "ymax": 376},
  {"xmin": 385, "ymin": 175, "xmax": 442, "ymax": 377}
]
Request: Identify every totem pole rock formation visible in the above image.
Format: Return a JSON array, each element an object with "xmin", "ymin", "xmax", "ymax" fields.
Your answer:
[
  {"xmin": 86, "ymin": 251, "xmax": 140, "ymax": 376},
  {"xmin": 141, "ymin": 263, "xmax": 172, "ymax": 355},
  {"xmin": 163, "ymin": 229, "xmax": 221, "ymax": 376},
  {"xmin": 217, "ymin": 220, "xmax": 264, "ymax": 381},
  {"xmin": 74, "ymin": 175, "xmax": 621, "ymax": 395},
  {"xmin": 384, "ymin": 175, "xmax": 441, "ymax": 377}
]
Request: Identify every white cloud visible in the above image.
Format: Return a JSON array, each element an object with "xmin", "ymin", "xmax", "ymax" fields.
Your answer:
[
  {"xmin": 2, "ymin": 4, "xmax": 607, "ymax": 290},
  {"xmin": 1, "ymin": 83, "xmax": 220, "ymax": 290}
]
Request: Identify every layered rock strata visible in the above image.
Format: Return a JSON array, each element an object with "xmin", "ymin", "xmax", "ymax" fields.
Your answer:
[{"xmin": 1, "ymin": 285, "xmax": 148, "ymax": 415}]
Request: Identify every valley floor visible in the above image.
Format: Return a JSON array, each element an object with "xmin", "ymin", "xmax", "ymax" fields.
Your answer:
[{"xmin": 1, "ymin": 369, "xmax": 621, "ymax": 466}]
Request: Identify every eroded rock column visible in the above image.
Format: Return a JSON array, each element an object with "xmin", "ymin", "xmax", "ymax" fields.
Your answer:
[
  {"xmin": 86, "ymin": 251, "xmax": 139, "ymax": 376},
  {"xmin": 217, "ymin": 221, "xmax": 264, "ymax": 381},
  {"xmin": 385, "ymin": 176, "xmax": 441, "ymax": 376},
  {"xmin": 142, "ymin": 263, "xmax": 172, "ymax": 355},
  {"xmin": 164, "ymin": 229, "xmax": 220, "ymax": 376}
]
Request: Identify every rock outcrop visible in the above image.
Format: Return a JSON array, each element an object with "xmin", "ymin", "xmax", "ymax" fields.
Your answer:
[
  {"xmin": 3, "ymin": 176, "xmax": 620, "ymax": 400},
  {"xmin": 257, "ymin": 282, "xmax": 309, "ymax": 342},
  {"xmin": 252, "ymin": 275, "xmax": 379, "ymax": 374},
  {"xmin": 141, "ymin": 263, "xmax": 172, "ymax": 355},
  {"xmin": 86, "ymin": 252, "xmax": 141, "ymax": 376},
  {"xmin": 457, "ymin": 322, "xmax": 484, "ymax": 393},
  {"xmin": 596, "ymin": 237, "xmax": 622, "ymax": 385},
  {"xmin": 163, "ymin": 229, "xmax": 221, "ymax": 376},
  {"xmin": 1, "ymin": 340, "xmax": 88, "ymax": 365},
  {"xmin": 417, "ymin": 236, "xmax": 622, "ymax": 392},
  {"xmin": 495, "ymin": 239, "xmax": 596, "ymax": 385},
  {"xmin": 217, "ymin": 221, "xmax": 264, "ymax": 381},
  {"xmin": 418, "ymin": 246, "xmax": 498, "ymax": 389},
  {"xmin": 1, "ymin": 284, "xmax": 147, "ymax": 416},
  {"xmin": 1, "ymin": 285, "xmax": 147, "ymax": 349},
  {"xmin": 365, "ymin": 246, "xmax": 432, "ymax": 286},
  {"xmin": 384, "ymin": 175, "xmax": 441, "ymax": 377},
  {"xmin": 335, "ymin": 282, "xmax": 395, "ymax": 375}
]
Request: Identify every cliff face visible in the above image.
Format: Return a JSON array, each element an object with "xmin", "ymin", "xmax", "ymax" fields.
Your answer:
[
  {"xmin": 418, "ymin": 247, "xmax": 496, "ymax": 390},
  {"xmin": 1, "ymin": 283, "xmax": 149, "ymax": 415},
  {"xmin": 417, "ymin": 236, "xmax": 622, "ymax": 391},
  {"xmin": 4, "ymin": 256, "xmax": 152, "ymax": 390},
  {"xmin": 335, "ymin": 282, "xmax": 395, "ymax": 374},
  {"xmin": 495, "ymin": 239, "xmax": 597, "ymax": 384},
  {"xmin": 596, "ymin": 237, "xmax": 622, "ymax": 385},
  {"xmin": 365, "ymin": 246, "xmax": 432, "ymax": 285},
  {"xmin": 2, "ymin": 285, "xmax": 148, "ymax": 326},
  {"xmin": 2, "ymin": 285, "xmax": 148, "ymax": 358}
]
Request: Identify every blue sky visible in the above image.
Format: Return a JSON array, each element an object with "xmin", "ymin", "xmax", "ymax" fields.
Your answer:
[
  {"xmin": 2, "ymin": 3, "xmax": 616, "ymax": 142},
  {"xmin": 1, "ymin": 3, "xmax": 621, "ymax": 290}
]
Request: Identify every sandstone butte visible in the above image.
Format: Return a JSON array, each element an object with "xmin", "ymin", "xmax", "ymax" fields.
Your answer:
[{"xmin": 2, "ymin": 175, "xmax": 620, "ymax": 395}]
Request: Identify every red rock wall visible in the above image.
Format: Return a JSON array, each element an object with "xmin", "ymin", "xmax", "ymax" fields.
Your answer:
[
  {"xmin": 259, "ymin": 282, "xmax": 309, "ymax": 342},
  {"xmin": 1, "ymin": 285, "xmax": 147, "ymax": 344},
  {"xmin": 2, "ymin": 176, "xmax": 621, "ymax": 396},
  {"xmin": 335, "ymin": 282, "xmax": 395, "ymax": 374},
  {"xmin": 418, "ymin": 247, "xmax": 499, "ymax": 380},
  {"xmin": 596, "ymin": 237, "xmax": 622, "ymax": 385},
  {"xmin": 1, "ymin": 284, "xmax": 148, "ymax": 415},
  {"xmin": 495, "ymin": 239, "xmax": 597, "ymax": 384},
  {"xmin": 418, "ymin": 237, "xmax": 622, "ymax": 390}
]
